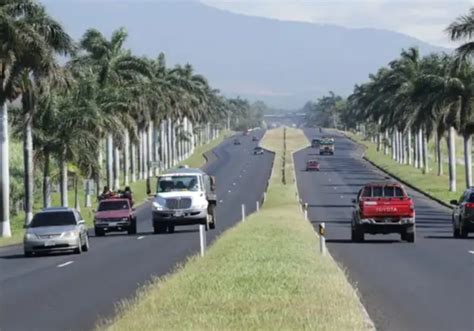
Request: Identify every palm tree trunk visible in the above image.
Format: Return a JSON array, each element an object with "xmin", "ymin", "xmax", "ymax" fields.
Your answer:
[
  {"xmin": 463, "ymin": 133, "xmax": 472, "ymax": 188},
  {"xmin": 391, "ymin": 130, "xmax": 396, "ymax": 160},
  {"xmin": 407, "ymin": 130, "xmax": 412, "ymax": 165},
  {"xmin": 146, "ymin": 122, "xmax": 153, "ymax": 194},
  {"xmin": 74, "ymin": 175, "xmax": 80, "ymax": 212},
  {"xmin": 113, "ymin": 146, "xmax": 120, "ymax": 191},
  {"xmin": 376, "ymin": 130, "xmax": 381, "ymax": 152},
  {"xmin": 0, "ymin": 102, "xmax": 10, "ymax": 237},
  {"xmin": 124, "ymin": 131, "xmax": 130, "ymax": 186},
  {"xmin": 85, "ymin": 179, "xmax": 92, "ymax": 208},
  {"xmin": 43, "ymin": 151, "xmax": 51, "ymax": 208},
  {"xmin": 448, "ymin": 126, "xmax": 457, "ymax": 192},
  {"xmin": 106, "ymin": 133, "xmax": 114, "ymax": 189},
  {"xmin": 418, "ymin": 128, "xmax": 424, "ymax": 169},
  {"xmin": 138, "ymin": 129, "xmax": 144, "ymax": 180},
  {"xmin": 160, "ymin": 120, "xmax": 167, "ymax": 171},
  {"xmin": 96, "ymin": 140, "xmax": 103, "ymax": 199},
  {"xmin": 131, "ymin": 142, "xmax": 136, "ymax": 182},
  {"xmin": 60, "ymin": 155, "xmax": 68, "ymax": 207},
  {"xmin": 436, "ymin": 132, "xmax": 443, "ymax": 176},
  {"xmin": 422, "ymin": 128, "xmax": 429, "ymax": 174},
  {"xmin": 384, "ymin": 131, "xmax": 389, "ymax": 155},
  {"xmin": 23, "ymin": 115, "xmax": 34, "ymax": 225},
  {"xmin": 154, "ymin": 123, "xmax": 160, "ymax": 176}
]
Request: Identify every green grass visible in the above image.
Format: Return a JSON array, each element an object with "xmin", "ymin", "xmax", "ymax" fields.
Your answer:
[
  {"xmin": 102, "ymin": 128, "xmax": 372, "ymax": 331},
  {"xmin": 0, "ymin": 134, "xmax": 228, "ymax": 247},
  {"xmin": 346, "ymin": 132, "xmax": 466, "ymax": 205}
]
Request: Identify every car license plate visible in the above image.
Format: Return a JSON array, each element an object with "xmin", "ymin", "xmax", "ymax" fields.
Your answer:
[
  {"xmin": 44, "ymin": 241, "xmax": 55, "ymax": 247},
  {"xmin": 108, "ymin": 222, "xmax": 118, "ymax": 227},
  {"xmin": 174, "ymin": 211, "xmax": 184, "ymax": 217}
]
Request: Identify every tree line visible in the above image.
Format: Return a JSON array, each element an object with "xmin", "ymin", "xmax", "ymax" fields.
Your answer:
[
  {"xmin": 0, "ymin": 1, "xmax": 260, "ymax": 238},
  {"xmin": 304, "ymin": 8, "xmax": 474, "ymax": 195}
]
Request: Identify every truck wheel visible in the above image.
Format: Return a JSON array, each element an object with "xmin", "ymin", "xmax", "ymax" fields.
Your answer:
[
  {"xmin": 453, "ymin": 221, "xmax": 460, "ymax": 238},
  {"xmin": 128, "ymin": 219, "xmax": 137, "ymax": 235},
  {"xmin": 167, "ymin": 225, "xmax": 175, "ymax": 233},
  {"xmin": 153, "ymin": 224, "xmax": 166, "ymax": 234},
  {"xmin": 95, "ymin": 227, "xmax": 105, "ymax": 237},
  {"xmin": 460, "ymin": 222, "xmax": 468, "ymax": 238},
  {"xmin": 208, "ymin": 205, "xmax": 216, "ymax": 230},
  {"xmin": 404, "ymin": 226, "xmax": 416, "ymax": 243},
  {"xmin": 351, "ymin": 227, "xmax": 364, "ymax": 242},
  {"xmin": 24, "ymin": 250, "xmax": 33, "ymax": 257}
]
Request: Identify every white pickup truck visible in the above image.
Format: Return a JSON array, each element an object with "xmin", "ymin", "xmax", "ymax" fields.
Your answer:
[{"xmin": 152, "ymin": 167, "xmax": 217, "ymax": 234}]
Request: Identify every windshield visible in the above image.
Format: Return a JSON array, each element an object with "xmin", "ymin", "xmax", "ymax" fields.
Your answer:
[
  {"xmin": 157, "ymin": 175, "xmax": 200, "ymax": 193},
  {"xmin": 30, "ymin": 211, "xmax": 76, "ymax": 228},
  {"xmin": 98, "ymin": 200, "xmax": 129, "ymax": 211}
]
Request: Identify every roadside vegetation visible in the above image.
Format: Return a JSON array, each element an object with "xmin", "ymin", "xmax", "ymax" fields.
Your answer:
[
  {"xmin": 103, "ymin": 128, "xmax": 371, "ymax": 331},
  {"xmin": 304, "ymin": 8, "xmax": 474, "ymax": 197},
  {"xmin": 0, "ymin": 1, "xmax": 267, "ymax": 240}
]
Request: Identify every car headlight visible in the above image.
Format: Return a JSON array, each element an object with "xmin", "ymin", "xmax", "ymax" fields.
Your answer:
[
  {"xmin": 121, "ymin": 217, "xmax": 129, "ymax": 222},
  {"xmin": 61, "ymin": 231, "xmax": 77, "ymax": 238},
  {"xmin": 25, "ymin": 233, "xmax": 37, "ymax": 240}
]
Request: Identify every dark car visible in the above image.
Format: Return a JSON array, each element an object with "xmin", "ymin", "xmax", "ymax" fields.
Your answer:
[
  {"xmin": 450, "ymin": 188, "xmax": 474, "ymax": 238},
  {"xmin": 311, "ymin": 138, "xmax": 320, "ymax": 148},
  {"xmin": 305, "ymin": 160, "xmax": 320, "ymax": 171},
  {"xmin": 94, "ymin": 199, "xmax": 137, "ymax": 236},
  {"xmin": 254, "ymin": 146, "xmax": 264, "ymax": 155},
  {"xmin": 252, "ymin": 136, "xmax": 259, "ymax": 142},
  {"xmin": 233, "ymin": 139, "xmax": 241, "ymax": 145}
]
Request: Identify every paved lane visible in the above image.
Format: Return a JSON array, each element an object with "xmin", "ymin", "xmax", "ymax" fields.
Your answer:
[
  {"xmin": 295, "ymin": 128, "xmax": 474, "ymax": 331},
  {"xmin": 0, "ymin": 130, "xmax": 274, "ymax": 331}
]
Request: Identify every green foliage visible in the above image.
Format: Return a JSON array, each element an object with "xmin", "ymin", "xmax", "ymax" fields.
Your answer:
[{"xmin": 303, "ymin": 91, "xmax": 344, "ymax": 129}]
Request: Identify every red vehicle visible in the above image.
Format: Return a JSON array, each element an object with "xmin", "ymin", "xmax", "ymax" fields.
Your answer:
[
  {"xmin": 306, "ymin": 160, "xmax": 320, "ymax": 171},
  {"xmin": 351, "ymin": 181, "xmax": 416, "ymax": 242},
  {"xmin": 94, "ymin": 199, "xmax": 137, "ymax": 236}
]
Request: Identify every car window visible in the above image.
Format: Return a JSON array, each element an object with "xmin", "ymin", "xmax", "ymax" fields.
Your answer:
[
  {"xmin": 98, "ymin": 201, "xmax": 129, "ymax": 211},
  {"xmin": 395, "ymin": 187, "xmax": 404, "ymax": 197},
  {"xmin": 30, "ymin": 211, "xmax": 77, "ymax": 228},
  {"xmin": 372, "ymin": 186, "xmax": 383, "ymax": 197},
  {"xmin": 467, "ymin": 193, "xmax": 474, "ymax": 203},
  {"xmin": 362, "ymin": 187, "xmax": 371, "ymax": 197}
]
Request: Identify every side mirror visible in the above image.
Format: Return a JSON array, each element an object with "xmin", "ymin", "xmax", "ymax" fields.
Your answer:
[
  {"xmin": 132, "ymin": 207, "xmax": 136, "ymax": 212},
  {"xmin": 78, "ymin": 220, "xmax": 85, "ymax": 225},
  {"xmin": 450, "ymin": 200, "xmax": 458, "ymax": 205}
]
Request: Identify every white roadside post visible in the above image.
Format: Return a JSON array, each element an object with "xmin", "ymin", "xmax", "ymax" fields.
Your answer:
[
  {"xmin": 199, "ymin": 224, "xmax": 206, "ymax": 257},
  {"xmin": 319, "ymin": 223, "xmax": 326, "ymax": 256},
  {"xmin": 241, "ymin": 204, "xmax": 246, "ymax": 222},
  {"xmin": 256, "ymin": 200, "xmax": 260, "ymax": 212},
  {"xmin": 304, "ymin": 203, "xmax": 308, "ymax": 221}
]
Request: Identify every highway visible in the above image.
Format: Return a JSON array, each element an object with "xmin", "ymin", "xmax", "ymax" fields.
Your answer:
[
  {"xmin": 294, "ymin": 128, "xmax": 474, "ymax": 331},
  {"xmin": 0, "ymin": 130, "xmax": 274, "ymax": 331}
]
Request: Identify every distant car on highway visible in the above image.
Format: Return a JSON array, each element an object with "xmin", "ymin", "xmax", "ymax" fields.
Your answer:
[
  {"xmin": 233, "ymin": 138, "xmax": 241, "ymax": 145},
  {"xmin": 311, "ymin": 138, "xmax": 320, "ymax": 148},
  {"xmin": 94, "ymin": 199, "xmax": 137, "ymax": 236},
  {"xmin": 450, "ymin": 187, "xmax": 474, "ymax": 238},
  {"xmin": 252, "ymin": 136, "xmax": 259, "ymax": 142},
  {"xmin": 24, "ymin": 207, "xmax": 90, "ymax": 257},
  {"xmin": 351, "ymin": 181, "xmax": 416, "ymax": 242},
  {"xmin": 306, "ymin": 160, "xmax": 320, "ymax": 171},
  {"xmin": 253, "ymin": 146, "xmax": 264, "ymax": 155},
  {"xmin": 243, "ymin": 129, "xmax": 250, "ymax": 136}
]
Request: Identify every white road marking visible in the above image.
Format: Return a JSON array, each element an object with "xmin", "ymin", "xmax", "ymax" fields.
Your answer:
[
  {"xmin": 233, "ymin": 182, "xmax": 236, "ymax": 186},
  {"xmin": 219, "ymin": 199, "xmax": 223, "ymax": 203},
  {"xmin": 228, "ymin": 190, "xmax": 232, "ymax": 193},
  {"xmin": 137, "ymin": 236, "xmax": 145, "ymax": 240},
  {"xmin": 469, "ymin": 251, "xmax": 474, "ymax": 255},
  {"xmin": 340, "ymin": 195, "xmax": 344, "ymax": 199},
  {"xmin": 334, "ymin": 187, "xmax": 337, "ymax": 190},
  {"xmin": 57, "ymin": 261, "xmax": 74, "ymax": 268}
]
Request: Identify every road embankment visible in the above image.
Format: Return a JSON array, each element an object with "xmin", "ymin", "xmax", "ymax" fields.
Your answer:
[{"xmin": 103, "ymin": 128, "xmax": 372, "ymax": 331}]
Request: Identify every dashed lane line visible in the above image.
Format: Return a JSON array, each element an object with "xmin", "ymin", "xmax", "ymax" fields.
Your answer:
[{"xmin": 57, "ymin": 261, "xmax": 74, "ymax": 268}]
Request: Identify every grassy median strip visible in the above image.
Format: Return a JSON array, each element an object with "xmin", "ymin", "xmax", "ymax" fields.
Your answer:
[
  {"xmin": 103, "ymin": 128, "xmax": 371, "ymax": 331},
  {"xmin": 0, "ymin": 134, "xmax": 228, "ymax": 248},
  {"xmin": 346, "ymin": 131, "xmax": 464, "ymax": 205}
]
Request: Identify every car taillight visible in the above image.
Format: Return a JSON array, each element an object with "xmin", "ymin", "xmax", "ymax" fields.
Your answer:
[{"xmin": 465, "ymin": 203, "xmax": 474, "ymax": 209}]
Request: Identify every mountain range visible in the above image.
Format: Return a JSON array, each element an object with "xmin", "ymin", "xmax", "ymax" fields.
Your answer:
[{"xmin": 43, "ymin": 0, "xmax": 448, "ymax": 108}]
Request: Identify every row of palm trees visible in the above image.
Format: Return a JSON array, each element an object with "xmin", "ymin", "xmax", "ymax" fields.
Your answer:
[
  {"xmin": 0, "ymin": 1, "xmax": 241, "ymax": 238},
  {"xmin": 342, "ymin": 9, "xmax": 474, "ymax": 193}
]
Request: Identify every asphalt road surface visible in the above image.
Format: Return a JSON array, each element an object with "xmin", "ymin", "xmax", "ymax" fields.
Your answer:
[
  {"xmin": 0, "ymin": 130, "xmax": 273, "ymax": 331},
  {"xmin": 295, "ymin": 128, "xmax": 474, "ymax": 331}
]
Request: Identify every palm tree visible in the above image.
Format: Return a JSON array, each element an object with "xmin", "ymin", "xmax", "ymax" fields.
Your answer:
[
  {"xmin": 0, "ymin": 0, "xmax": 73, "ymax": 236},
  {"xmin": 447, "ymin": 8, "xmax": 474, "ymax": 59}
]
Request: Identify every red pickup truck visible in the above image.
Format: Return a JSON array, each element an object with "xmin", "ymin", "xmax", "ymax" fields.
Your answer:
[
  {"xmin": 351, "ymin": 181, "xmax": 416, "ymax": 242},
  {"xmin": 94, "ymin": 199, "xmax": 137, "ymax": 236}
]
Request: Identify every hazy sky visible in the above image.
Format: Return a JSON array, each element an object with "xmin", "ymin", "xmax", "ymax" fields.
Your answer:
[{"xmin": 201, "ymin": 0, "xmax": 473, "ymax": 48}]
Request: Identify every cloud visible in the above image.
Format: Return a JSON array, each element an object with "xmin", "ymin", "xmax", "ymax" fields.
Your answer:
[{"xmin": 200, "ymin": 0, "xmax": 474, "ymax": 47}]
